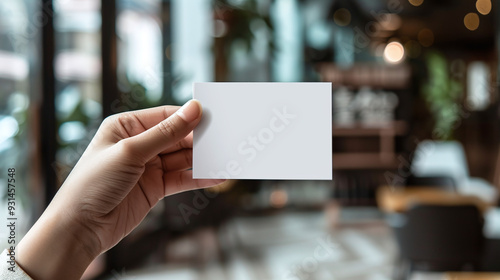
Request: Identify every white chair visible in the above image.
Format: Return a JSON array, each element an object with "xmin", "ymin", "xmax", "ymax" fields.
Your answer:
[{"xmin": 411, "ymin": 140, "xmax": 498, "ymax": 204}]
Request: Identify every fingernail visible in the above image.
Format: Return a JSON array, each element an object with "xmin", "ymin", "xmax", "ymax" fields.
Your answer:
[{"xmin": 176, "ymin": 99, "xmax": 202, "ymax": 122}]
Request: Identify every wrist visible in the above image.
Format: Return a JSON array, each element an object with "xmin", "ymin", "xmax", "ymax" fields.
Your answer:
[{"xmin": 16, "ymin": 203, "xmax": 100, "ymax": 280}]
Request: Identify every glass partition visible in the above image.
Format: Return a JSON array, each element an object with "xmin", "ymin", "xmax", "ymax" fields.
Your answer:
[
  {"xmin": 0, "ymin": 0, "xmax": 41, "ymax": 247},
  {"xmin": 53, "ymin": 0, "xmax": 102, "ymax": 183}
]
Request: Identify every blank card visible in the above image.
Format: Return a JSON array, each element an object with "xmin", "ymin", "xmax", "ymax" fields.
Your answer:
[{"xmin": 193, "ymin": 82, "xmax": 332, "ymax": 180}]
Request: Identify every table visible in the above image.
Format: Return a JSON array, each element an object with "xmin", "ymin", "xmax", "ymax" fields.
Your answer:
[
  {"xmin": 445, "ymin": 272, "xmax": 500, "ymax": 279},
  {"xmin": 377, "ymin": 186, "xmax": 491, "ymax": 214}
]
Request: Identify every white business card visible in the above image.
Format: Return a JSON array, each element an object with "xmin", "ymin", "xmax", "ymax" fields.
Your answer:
[{"xmin": 193, "ymin": 82, "xmax": 332, "ymax": 180}]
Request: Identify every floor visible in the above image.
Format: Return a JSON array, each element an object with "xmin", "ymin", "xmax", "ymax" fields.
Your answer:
[
  {"xmin": 106, "ymin": 207, "xmax": 500, "ymax": 280},
  {"xmin": 106, "ymin": 208, "xmax": 394, "ymax": 279}
]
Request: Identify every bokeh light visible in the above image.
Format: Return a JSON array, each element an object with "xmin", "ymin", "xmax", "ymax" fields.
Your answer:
[
  {"xmin": 476, "ymin": 0, "xmax": 491, "ymax": 15},
  {"xmin": 0, "ymin": 116, "xmax": 19, "ymax": 144},
  {"xmin": 333, "ymin": 8, "xmax": 351, "ymax": 27},
  {"xmin": 213, "ymin": 19, "xmax": 228, "ymax": 38},
  {"xmin": 165, "ymin": 44, "xmax": 172, "ymax": 60},
  {"xmin": 59, "ymin": 121, "xmax": 86, "ymax": 143},
  {"xmin": 408, "ymin": 0, "xmax": 424, "ymax": 7},
  {"xmin": 379, "ymin": 13, "xmax": 402, "ymax": 31},
  {"xmin": 464, "ymin": 12, "xmax": 480, "ymax": 31},
  {"xmin": 270, "ymin": 189, "xmax": 288, "ymax": 208},
  {"xmin": 383, "ymin": 41, "xmax": 405, "ymax": 64}
]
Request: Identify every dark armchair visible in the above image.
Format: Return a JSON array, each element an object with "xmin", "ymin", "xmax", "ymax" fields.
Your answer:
[{"xmin": 391, "ymin": 204, "xmax": 484, "ymax": 279}]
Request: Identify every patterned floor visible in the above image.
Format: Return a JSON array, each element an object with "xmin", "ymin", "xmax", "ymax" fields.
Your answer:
[
  {"xmin": 114, "ymin": 208, "xmax": 403, "ymax": 280},
  {"xmin": 109, "ymin": 207, "xmax": 499, "ymax": 280}
]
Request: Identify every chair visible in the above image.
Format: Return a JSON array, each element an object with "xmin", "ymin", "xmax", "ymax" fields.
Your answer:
[
  {"xmin": 405, "ymin": 175, "xmax": 456, "ymax": 192},
  {"xmin": 411, "ymin": 140, "xmax": 498, "ymax": 203},
  {"xmin": 392, "ymin": 204, "xmax": 484, "ymax": 279}
]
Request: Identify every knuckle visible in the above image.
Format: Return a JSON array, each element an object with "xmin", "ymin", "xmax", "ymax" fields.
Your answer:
[
  {"xmin": 158, "ymin": 118, "xmax": 179, "ymax": 140},
  {"xmin": 102, "ymin": 114, "xmax": 118, "ymax": 127},
  {"xmin": 115, "ymin": 114, "xmax": 135, "ymax": 133},
  {"xmin": 102, "ymin": 112, "xmax": 134, "ymax": 132}
]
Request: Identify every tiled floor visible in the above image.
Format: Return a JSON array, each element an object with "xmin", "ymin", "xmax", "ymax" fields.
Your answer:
[
  {"xmin": 110, "ymin": 207, "xmax": 500, "ymax": 280},
  {"xmin": 114, "ymin": 208, "xmax": 399, "ymax": 280}
]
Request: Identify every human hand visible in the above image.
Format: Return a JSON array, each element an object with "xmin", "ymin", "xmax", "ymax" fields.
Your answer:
[{"xmin": 16, "ymin": 100, "xmax": 224, "ymax": 280}]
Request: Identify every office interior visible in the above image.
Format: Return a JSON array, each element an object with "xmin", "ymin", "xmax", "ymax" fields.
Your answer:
[{"xmin": 1, "ymin": 0, "xmax": 500, "ymax": 279}]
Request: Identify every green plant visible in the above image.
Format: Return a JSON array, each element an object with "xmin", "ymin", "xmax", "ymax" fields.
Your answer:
[
  {"xmin": 422, "ymin": 51, "xmax": 464, "ymax": 140},
  {"xmin": 212, "ymin": 0, "xmax": 274, "ymax": 81},
  {"xmin": 213, "ymin": 0, "xmax": 274, "ymax": 51}
]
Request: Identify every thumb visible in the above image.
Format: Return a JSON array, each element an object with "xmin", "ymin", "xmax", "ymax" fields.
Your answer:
[{"xmin": 127, "ymin": 99, "xmax": 202, "ymax": 161}]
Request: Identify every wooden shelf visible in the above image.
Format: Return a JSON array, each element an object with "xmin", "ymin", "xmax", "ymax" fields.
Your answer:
[
  {"xmin": 333, "ymin": 121, "xmax": 407, "ymax": 136},
  {"xmin": 333, "ymin": 121, "xmax": 407, "ymax": 170},
  {"xmin": 316, "ymin": 62, "xmax": 411, "ymax": 89},
  {"xmin": 333, "ymin": 153, "xmax": 401, "ymax": 170}
]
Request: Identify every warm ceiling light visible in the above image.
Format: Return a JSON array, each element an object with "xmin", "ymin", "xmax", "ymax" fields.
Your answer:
[
  {"xmin": 409, "ymin": 0, "xmax": 424, "ymax": 7},
  {"xmin": 384, "ymin": 41, "xmax": 405, "ymax": 64},
  {"xmin": 418, "ymin": 28, "xmax": 434, "ymax": 47},
  {"xmin": 333, "ymin": 8, "xmax": 351, "ymax": 27},
  {"xmin": 476, "ymin": 0, "xmax": 492, "ymax": 15},
  {"xmin": 464, "ymin": 13, "xmax": 480, "ymax": 31}
]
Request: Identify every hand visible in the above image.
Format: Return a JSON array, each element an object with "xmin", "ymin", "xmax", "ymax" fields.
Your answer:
[{"xmin": 16, "ymin": 100, "xmax": 225, "ymax": 280}]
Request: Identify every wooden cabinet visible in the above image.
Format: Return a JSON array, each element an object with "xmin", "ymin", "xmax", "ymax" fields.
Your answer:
[
  {"xmin": 333, "ymin": 121, "xmax": 408, "ymax": 169},
  {"xmin": 317, "ymin": 63, "xmax": 413, "ymax": 206}
]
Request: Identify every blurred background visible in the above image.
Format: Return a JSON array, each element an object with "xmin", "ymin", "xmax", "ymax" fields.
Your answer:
[{"xmin": 1, "ymin": 0, "xmax": 500, "ymax": 279}]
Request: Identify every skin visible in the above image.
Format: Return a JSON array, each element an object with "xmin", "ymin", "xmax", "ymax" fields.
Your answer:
[{"xmin": 15, "ymin": 100, "xmax": 225, "ymax": 280}]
